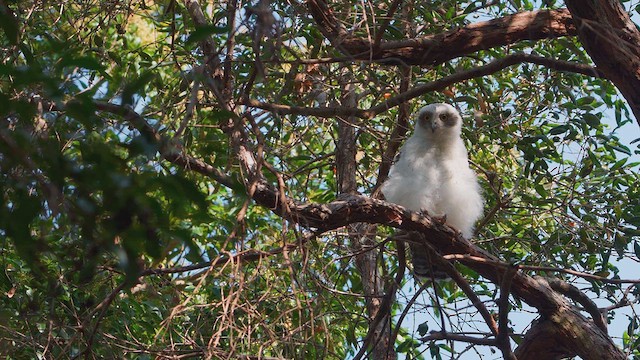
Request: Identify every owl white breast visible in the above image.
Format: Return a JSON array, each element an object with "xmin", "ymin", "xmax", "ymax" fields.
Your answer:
[{"xmin": 381, "ymin": 103, "xmax": 484, "ymax": 238}]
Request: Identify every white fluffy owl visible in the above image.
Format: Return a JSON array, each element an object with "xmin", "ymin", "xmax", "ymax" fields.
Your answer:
[{"xmin": 381, "ymin": 103, "xmax": 484, "ymax": 277}]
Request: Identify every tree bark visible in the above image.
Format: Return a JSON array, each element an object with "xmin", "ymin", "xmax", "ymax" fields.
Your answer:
[
  {"xmin": 307, "ymin": 0, "xmax": 640, "ymax": 124},
  {"xmin": 564, "ymin": 0, "xmax": 640, "ymax": 123},
  {"xmin": 515, "ymin": 306, "xmax": 625, "ymax": 360},
  {"xmin": 307, "ymin": 0, "xmax": 575, "ymax": 67},
  {"xmin": 336, "ymin": 72, "xmax": 396, "ymax": 360}
]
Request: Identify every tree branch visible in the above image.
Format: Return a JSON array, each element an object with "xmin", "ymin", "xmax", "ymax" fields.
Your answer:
[
  {"xmin": 307, "ymin": 0, "xmax": 576, "ymax": 66},
  {"xmin": 241, "ymin": 53, "xmax": 603, "ymax": 119},
  {"xmin": 372, "ymin": 0, "xmax": 403, "ymax": 49},
  {"xmin": 546, "ymin": 277, "xmax": 607, "ymax": 333},
  {"xmin": 565, "ymin": 0, "xmax": 640, "ymax": 123},
  {"xmin": 414, "ymin": 238, "xmax": 499, "ymax": 337},
  {"xmin": 366, "ymin": 53, "xmax": 604, "ymax": 114},
  {"xmin": 442, "ymin": 254, "xmax": 640, "ymax": 284},
  {"xmin": 420, "ymin": 331, "xmax": 495, "ymax": 346},
  {"xmin": 497, "ymin": 266, "xmax": 518, "ymax": 360}
]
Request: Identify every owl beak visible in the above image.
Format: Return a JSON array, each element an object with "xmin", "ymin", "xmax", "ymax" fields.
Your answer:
[{"xmin": 430, "ymin": 121, "xmax": 440, "ymax": 133}]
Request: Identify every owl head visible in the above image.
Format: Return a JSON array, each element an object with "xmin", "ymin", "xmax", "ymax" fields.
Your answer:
[{"xmin": 414, "ymin": 103, "xmax": 462, "ymax": 139}]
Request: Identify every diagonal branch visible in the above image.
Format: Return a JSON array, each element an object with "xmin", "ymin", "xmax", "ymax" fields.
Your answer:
[
  {"xmin": 241, "ymin": 53, "xmax": 603, "ymax": 119},
  {"xmin": 546, "ymin": 277, "xmax": 607, "ymax": 333},
  {"xmin": 307, "ymin": 0, "xmax": 576, "ymax": 66},
  {"xmin": 366, "ymin": 53, "xmax": 603, "ymax": 115},
  {"xmin": 414, "ymin": 237, "xmax": 499, "ymax": 337}
]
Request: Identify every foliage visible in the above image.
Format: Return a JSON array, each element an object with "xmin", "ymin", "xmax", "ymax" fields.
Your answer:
[{"xmin": 0, "ymin": 0, "xmax": 639, "ymax": 359}]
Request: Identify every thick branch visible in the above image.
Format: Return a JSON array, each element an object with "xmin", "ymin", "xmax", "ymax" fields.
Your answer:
[
  {"xmin": 307, "ymin": 0, "xmax": 575, "ymax": 66},
  {"xmin": 514, "ymin": 305, "xmax": 624, "ymax": 360},
  {"xmin": 546, "ymin": 277, "xmax": 607, "ymax": 333},
  {"xmin": 565, "ymin": 0, "xmax": 640, "ymax": 123},
  {"xmin": 336, "ymin": 72, "xmax": 395, "ymax": 360}
]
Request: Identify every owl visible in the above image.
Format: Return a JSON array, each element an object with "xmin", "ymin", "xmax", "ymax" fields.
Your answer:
[{"xmin": 381, "ymin": 103, "xmax": 484, "ymax": 277}]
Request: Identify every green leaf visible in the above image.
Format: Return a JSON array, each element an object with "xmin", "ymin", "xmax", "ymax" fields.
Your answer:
[
  {"xmin": 583, "ymin": 113, "xmax": 600, "ymax": 128},
  {"xmin": 6, "ymin": 192, "xmax": 41, "ymax": 263},
  {"xmin": 396, "ymin": 338, "xmax": 413, "ymax": 353},
  {"xmin": 549, "ymin": 124, "xmax": 569, "ymax": 135},
  {"xmin": 576, "ymin": 96, "xmax": 595, "ymax": 107},
  {"xmin": 122, "ymin": 70, "xmax": 157, "ymax": 106},
  {"xmin": 58, "ymin": 55, "xmax": 106, "ymax": 72},
  {"xmin": 186, "ymin": 25, "xmax": 229, "ymax": 45},
  {"xmin": 417, "ymin": 322, "xmax": 430, "ymax": 336},
  {"xmin": 579, "ymin": 161, "xmax": 593, "ymax": 177},
  {"xmin": 0, "ymin": 9, "xmax": 19, "ymax": 45},
  {"xmin": 609, "ymin": 144, "xmax": 632, "ymax": 156},
  {"xmin": 209, "ymin": 109, "xmax": 235, "ymax": 122}
]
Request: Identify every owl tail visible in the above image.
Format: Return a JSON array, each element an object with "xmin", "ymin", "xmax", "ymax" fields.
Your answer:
[{"xmin": 403, "ymin": 231, "xmax": 450, "ymax": 280}]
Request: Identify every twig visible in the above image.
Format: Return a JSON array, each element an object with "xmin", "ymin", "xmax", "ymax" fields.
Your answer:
[
  {"xmin": 420, "ymin": 331, "xmax": 495, "ymax": 346},
  {"xmin": 497, "ymin": 265, "xmax": 518, "ymax": 360},
  {"xmin": 418, "ymin": 240, "xmax": 499, "ymax": 337},
  {"xmin": 71, "ymin": 281, "xmax": 128, "ymax": 359},
  {"xmin": 241, "ymin": 53, "xmax": 604, "ymax": 119},
  {"xmin": 372, "ymin": 0, "xmax": 403, "ymax": 48},
  {"xmin": 390, "ymin": 267, "xmax": 433, "ymax": 345},
  {"xmin": 174, "ymin": 66, "xmax": 203, "ymax": 140},
  {"xmin": 442, "ymin": 254, "xmax": 640, "ymax": 284},
  {"xmin": 601, "ymin": 285, "xmax": 635, "ymax": 312}
]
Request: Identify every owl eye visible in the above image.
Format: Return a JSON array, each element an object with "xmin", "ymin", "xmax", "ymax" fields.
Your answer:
[
  {"xmin": 439, "ymin": 113, "xmax": 448, "ymax": 121},
  {"xmin": 417, "ymin": 112, "xmax": 431, "ymax": 126}
]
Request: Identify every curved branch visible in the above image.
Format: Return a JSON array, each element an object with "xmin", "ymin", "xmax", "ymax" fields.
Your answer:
[
  {"xmin": 307, "ymin": 0, "xmax": 576, "ymax": 66},
  {"xmin": 546, "ymin": 277, "xmax": 607, "ymax": 333},
  {"xmin": 414, "ymin": 237, "xmax": 499, "ymax": 337},
  {"xmin": 367, "ymin": 53, "xmax": 603, "ymax": 115},
  {"xmin": 241, "ymin": 54, "xmax": 603, "ymax": 119}
]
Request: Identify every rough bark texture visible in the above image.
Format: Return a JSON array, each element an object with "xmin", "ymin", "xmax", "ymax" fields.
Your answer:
[
  {"xmin": 336, "ymin": 76, "xmax": 395, "ymax": 360},
  {"xmin": 515, "ymin": 306, "xmax": 625, "ymax": 360},
  {"xmin": 565, "ymin": 0, "xmax": 640, "ymax": 123},
  {"xmin": 307, "ymin": 0, "xmax": 575, "ymax": 66}
]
